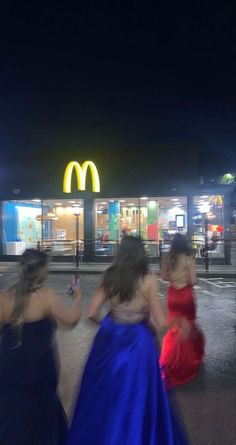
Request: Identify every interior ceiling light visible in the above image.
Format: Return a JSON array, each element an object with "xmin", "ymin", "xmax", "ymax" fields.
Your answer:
[{"xmin": 73, "ymin": 207, "xmax": 81, "ymax": 216}]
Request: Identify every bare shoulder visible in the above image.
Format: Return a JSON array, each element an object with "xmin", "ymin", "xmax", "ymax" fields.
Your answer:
[
  {"xmin": 37, "ymin": 287, "xmax": 58, "ymax": 306},
  {"xmin": 186, "ymin": 254, "xmax": 196, "ymax": 264},
  {"xmin": 0, "ymin": 290, "xmax": 11, "ymax": 304},
  {"xmin": 0, "ymin": 290, "xmax": 12, "ymax": 322},
  {"xmin": 0, "ymin": 289, "xmax": 9, "ymax": 298},
  {"xmin": 142, "ymin": 273, "xmax": 158, "ymax": 292}
]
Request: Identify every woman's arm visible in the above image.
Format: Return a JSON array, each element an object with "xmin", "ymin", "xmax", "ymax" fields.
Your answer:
[
  {"xmin": 167, "ymin": 315, "xmax": 191, "ymax": 339},
  {"xmin": 46, "ymin": 288, "xmax": 82, "ymax": 326},
  {"xmin": 146, "ymin": 275, "xmax": 166, "ymax": 331},
  {"xmin": 160, "ymin": 257, "xmax": 170, "ymax": 282},
  {"xmin": 87, "ymin": 287, "xmax": 107, "ymax": 324},
  {"xmin": 187, "ymin": 256, "xmax": 198, "ymax": 286}
]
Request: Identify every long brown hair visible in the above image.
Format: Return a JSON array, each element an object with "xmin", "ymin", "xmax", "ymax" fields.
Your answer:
[
  {"xmin": 167, "ymin": 233, "xmax": 192, "ymax": 270},
  {"xmin": 102, "ymin": 236, "xmax": 149, "ymax": 302},
  {"xmin": 10, "ymin": 249, "xmax": 48, "ymax": 323}
]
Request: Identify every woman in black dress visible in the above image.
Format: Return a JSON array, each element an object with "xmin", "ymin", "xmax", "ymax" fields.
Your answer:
[{"xmin": 0, "ymin": 249, "xmax": 81, "ymax": 445}]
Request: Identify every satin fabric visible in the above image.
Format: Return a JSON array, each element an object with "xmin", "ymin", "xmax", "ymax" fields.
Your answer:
[
  {"xmin": 67, "ymin": 314, "xmax": 189, "ymax": 445},
  {"xmin": 0, "ymin": 319, "xmax": 67, "ymax": 445},
  {"xmin": 160, "ymin": 285, "xmax": 205, "ymax": 388}
]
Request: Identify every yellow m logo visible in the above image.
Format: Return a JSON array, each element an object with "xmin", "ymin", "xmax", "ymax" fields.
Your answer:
[{"xmin": 63, "ymin": 161, "xmax": 100, "ymax": 193}]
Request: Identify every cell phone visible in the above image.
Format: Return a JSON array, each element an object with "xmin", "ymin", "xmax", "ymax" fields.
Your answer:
[{"xmin": 67, "ymin": 273, "xmax": 80, "ymax": 296}]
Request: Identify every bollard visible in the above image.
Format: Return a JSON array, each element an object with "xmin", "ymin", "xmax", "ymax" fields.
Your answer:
[
  {"xmin": 204, "ymin": 217, "xmax": 209, "ymax": 271},
  {"xmin": 159, "ymin": 240, "xmax": 163, "ymax": 268}
]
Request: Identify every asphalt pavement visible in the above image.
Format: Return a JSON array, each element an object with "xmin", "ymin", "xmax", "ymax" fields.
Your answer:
[{"xmin": 0, "ymin": 272, "xmax": 235, "ymax": 444}]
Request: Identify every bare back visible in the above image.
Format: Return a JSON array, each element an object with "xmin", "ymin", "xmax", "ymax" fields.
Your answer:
[
  {"xmin": 88, "ymin": 273, "xmax": 166, "ymax": 330},
  {"xmin": 0, "ymin": 286, "xmax": 81, "ymax": 328},
  {"xmin": 109, "ymin": 274, "xmax": 166, "ymax": 329},
  {"xmin": 0, "ymin": 288, "xmax": 53, "ymax": 325},
  {"xmin": 110, "ymin": 276, "xmax": 150, "ymax": 323},
  {"xmin": 161, "ymin": 254, "xmax": 197, "ymax": 289}
]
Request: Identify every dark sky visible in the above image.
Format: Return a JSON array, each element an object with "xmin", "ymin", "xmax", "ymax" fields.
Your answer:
[{"xmin": 0, "ymin": 2, "xmax": 235, "ymax": 167}]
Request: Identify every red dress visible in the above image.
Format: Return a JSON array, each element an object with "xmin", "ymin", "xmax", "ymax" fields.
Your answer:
[{"xmin": 160, "ymin": 285, "xmax": 204, "ymax": 388}]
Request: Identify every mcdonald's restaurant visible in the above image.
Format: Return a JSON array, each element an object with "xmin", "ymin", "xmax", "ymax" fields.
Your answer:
[{"xmin": 0, "ymin": 146, "xmax": 235, "ymax": 264}]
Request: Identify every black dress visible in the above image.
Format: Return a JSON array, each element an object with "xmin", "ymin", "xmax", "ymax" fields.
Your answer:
[{"xmin": 0, "ymin": 318, "xmax": 67, "ymax": 445}]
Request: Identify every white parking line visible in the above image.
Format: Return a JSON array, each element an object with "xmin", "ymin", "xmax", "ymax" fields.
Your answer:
[
  {"xmin": 204, "ymin": 277, "xmax": 223, "ymax": 280},
  {"xmin": 223, "ymin": 312, "xmax": 236, "ymax": 320},
  {"xmin": 200, "ymin": 290, "xmax": 236, "ymax": 319},
  {"xmin": 201, "ymin": 290, "xmax": 218, "ymax": 297},
  {"xmin": 221, "ymin": 282, "xmax": 236, "ymax": 285},
  {"xmin": 199, "ymin": 278, "xmax": 236, "ymax": 289}
]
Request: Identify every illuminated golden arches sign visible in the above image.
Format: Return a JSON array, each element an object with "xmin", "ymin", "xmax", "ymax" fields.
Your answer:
[
  {"xmin": 209, "ymin": 195, "xmax": 223, "ymax": 206},
  {"xmin": 63, "ymin": 161, "xmax": 100, "ymax": 193}
]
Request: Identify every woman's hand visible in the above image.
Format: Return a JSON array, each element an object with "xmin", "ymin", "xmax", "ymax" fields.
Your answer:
[
  {"xmin": 179, "ymin": 318, "xmax": 191, "ymax": 340},
  {"xmin": 87, "ymin": 287, "xmax": 106, "ymax": 324},
  {"xmin": 73, "ymin": 288, "xmax": 81, "ymax": 300}
]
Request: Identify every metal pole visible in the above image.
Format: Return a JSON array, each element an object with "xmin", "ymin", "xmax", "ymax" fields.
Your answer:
[
  {"xmin": 78, "ymin": 214, "xmax": 80, "ymax": 266},
  {"xmin": 138, "ymin": 198, "xmax": 141, "ymax": 237},
  {"xmin": 159, "ymin": 240, "xmax": 163, "ymax": 267},
  {"xmin": 204, "ymin": 215, "xmax": 209, "ymax": 271},
  {"xmin": 41, "ymin": 199, "xmax": 44, "ymax": 250},
  {"xmin": 75, "ymin": 214, "xmax": 79, "ymax": 269}
]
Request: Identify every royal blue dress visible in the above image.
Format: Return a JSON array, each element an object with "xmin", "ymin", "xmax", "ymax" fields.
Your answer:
[
  {"xmin": 67, "ymin": 313, "xmax": 189, "ymax": 445},
  {"xmin": 0, "ymin": 318, "xmax": 67, "ymax": 445}
]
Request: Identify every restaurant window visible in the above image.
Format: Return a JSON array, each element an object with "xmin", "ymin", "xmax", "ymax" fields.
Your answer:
[
  {"xmin": 94, "ymin": 197, "xmax": 187, "ymax": 256},
  {"xmin": 139, "ymin": 197, "xmax": 187, "ymax": 255},
  {"xmin": 192, "ymin": 195, "xmax": 224, "ymax": 258},
  {"xmin": 2, "ymin": 199, "xmax": 84, "ymax": 256},
  {"xmin": 2, "ymin": 200, "xmax": 42, "ymax": 254},
  {"xmin": 95, "ymin": 198, "xmax": 139, "ymax": 256},
  {"xmin": 41, "ymin": 199, "xmax": 84, "ymax": 255}
]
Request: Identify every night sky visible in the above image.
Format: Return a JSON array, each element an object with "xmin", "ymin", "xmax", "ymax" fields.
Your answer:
[{"xmin": 0, "ymin": 2, "xmax": 235, "ymax": 173}]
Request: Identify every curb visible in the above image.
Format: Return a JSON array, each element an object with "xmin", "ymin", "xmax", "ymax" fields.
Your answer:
[
  {"xmin": 47, "ymin": 270, "xmax": 235, "ymax": 278},
  {"xmin": 197, "ymin": 273, "xmax": 236, "ymax": 279},
  {"xmin": 198, "ymin": 277, "xmax": 236, "ymax": 294}
]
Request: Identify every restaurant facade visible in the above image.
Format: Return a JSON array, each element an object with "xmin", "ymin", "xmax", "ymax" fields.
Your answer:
[{"xmin": 1, "ymin": 146, "xmax": 235, "ymax": 264}]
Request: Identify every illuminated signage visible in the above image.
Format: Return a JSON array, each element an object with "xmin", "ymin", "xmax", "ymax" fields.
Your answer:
[
  {"xmin": 222, "ymin": 173, "xmax": 235, "ymax": 185},
  {"xmin": 63, "ymin": 161, "xmax": 100, "ymax": 193},
  {"xmin": 209, "ymin": 195, "xmax": 223, "ymax": 206}
]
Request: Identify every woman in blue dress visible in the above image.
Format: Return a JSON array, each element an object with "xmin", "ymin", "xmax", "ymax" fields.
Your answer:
[
  {"xmin": 0, "ymin": 249, "xmax": 81, "ymax": 445},
  {"xmin": 67, "ymin": 236, "xmax": 189, "ymax": 445}
]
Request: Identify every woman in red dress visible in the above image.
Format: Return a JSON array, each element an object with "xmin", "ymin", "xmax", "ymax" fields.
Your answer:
[{"xmin": 160, "ymin": 234, "xmax": 205, "ymax": 388}]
